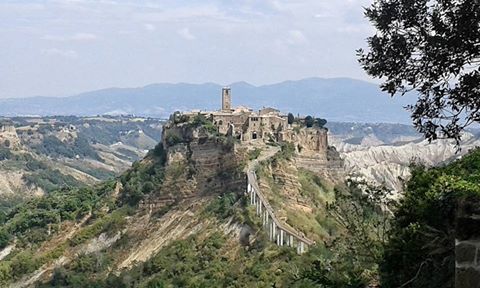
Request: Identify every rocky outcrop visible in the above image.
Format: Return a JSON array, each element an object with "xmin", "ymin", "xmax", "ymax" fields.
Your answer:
[
  {"xmin": 0, "ymin": 124, "xmax": 21, "ymax": 150},
  {"xmin": 156, "ymin": 122, "xmax": 243, "ymax": 200},
  {"xmin": 333, "ymin": 133, "xmax": 480, "ymax": 193}
]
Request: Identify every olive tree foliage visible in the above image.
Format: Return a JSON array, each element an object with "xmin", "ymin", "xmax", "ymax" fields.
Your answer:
[{"xmin": 358, "ymin": 0, "xmax": 480, "ymax": 143}]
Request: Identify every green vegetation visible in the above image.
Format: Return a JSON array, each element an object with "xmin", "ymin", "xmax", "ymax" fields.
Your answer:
[
  {"xmin": 69, "ymin": 207, "xmax": 130, "ymax": 247},
  {"xmin": 120, "ymin": 142, "xmax": 167, "ymax": 205},
  {"xmin": 32, "ymin": 135, "xmax": 100, "ymax": 160},
  {"xmin": 0, "ymin": 180, "xmax": 119, "ymax": 284},
  {"xmin": 1, "ymin": 180, "xmax": 117, "ymax": 248},
  {"xmin": 0, "ymin": 151, "xmax": 86, "ymax": 194},
  {"xmin": 164, "ymin": 132, "xmax": 182, "ymax": 146},
  {"xmin": 23, "ymin": 168, "xmax": 83, "ymax": 193},
  {"xmin": 191, "ymin": 114, "xmax": 218, "ymax": 135},
  {"xmin": 298, "ymin": 168, "xmax": 333, "ymax": 206},
  {"xmin": 247, "ymin": 148, "xmax": 261, "ymax": 161},
  {"xmin": 276, "ymin": 142, "xmax": 295, "ymax": 160},
  {"xmin": 57, "ymin": 117, "xmax": 163, "ymax": 146},
  {"xmin": 51, "ymin": 177, "xmax": 389, "ymax": 288},
  {"xmin": 380, "ymin": 149, "xmax": 480, "ymax": 287},
  {"xmin": 204, "ymin": 192, "xmax": 243, "ymax": 222},
  {"xmin": 359, "ymin": 0, "xmax": 480, "ymax": 143},
  {"xmin": 316, "ymin": 118, "xmax": 327, "ymax": 128},
  {"xmin": 65, "ymin": 162, "xmax": 115, "ymax": 180},
  {"xmin": 0, "ymin": 148, "xmax": 13, "ymax": 160},
  {"xmin": 303, "ymin": 116, "xmax": 327, "ymax": 128},
  {"xmin": 254, "ymin": 144, "xmax": 394, "ymax": 286},
  {"xmin": 2, "ymin": 114, "xmax": 478, "ymax": 287},
  {"xmin": 287, "ymin": 113, "xmax": 295, "ymax": 125},
  {"xmin": 305, "ymin": 115, "xmax": 315, "ymax": 128}
]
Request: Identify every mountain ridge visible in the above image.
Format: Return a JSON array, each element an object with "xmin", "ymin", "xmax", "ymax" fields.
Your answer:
[{"xmin": 0, "ymin": 77, "xmax": 415, "ymax": 123}]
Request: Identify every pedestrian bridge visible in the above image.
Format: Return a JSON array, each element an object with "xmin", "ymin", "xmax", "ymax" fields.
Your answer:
[{"xmin": 246, "ymin": 170, "xmax": 315, "ymax": 254}]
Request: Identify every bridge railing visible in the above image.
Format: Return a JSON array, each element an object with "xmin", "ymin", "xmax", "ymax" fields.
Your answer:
[{"xmin": 246, "ymin": 170, "xmax": 315, "ymax": 254}]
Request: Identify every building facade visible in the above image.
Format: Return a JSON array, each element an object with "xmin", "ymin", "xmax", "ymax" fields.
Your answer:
[{"xmin": 183, "ymin": 88, "xmax": 328, "ymax": 149}]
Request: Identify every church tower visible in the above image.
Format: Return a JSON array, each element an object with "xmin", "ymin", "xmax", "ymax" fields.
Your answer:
[{"xmin": 222, "ymin": 87, "xmax": 232, "ymax": 111}]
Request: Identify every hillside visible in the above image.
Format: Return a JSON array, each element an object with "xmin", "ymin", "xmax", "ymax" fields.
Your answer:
[
  {"xmin": 0, "ymin": 116, "xmax": 164, "ymax": 209},
  {"xmin": 0, "ymin": 78, "xmax": 415, "ymax": 123},
  {"xmin": 0, "ymin": 114, "xmax": 384, "ymax": 287},
  {"xmin": 328, "ymin": 122, "xmax": 480, "ymax": 193},
  {"xmin": 0, "ymin": 113, "xmax": 476, "ymax": 287}
]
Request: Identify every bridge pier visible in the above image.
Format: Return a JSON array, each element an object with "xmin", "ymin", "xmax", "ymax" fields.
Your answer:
[
  {"xmin": 297, "ymin": 241, "xmax": 305, "ymax": 254},
  {"xmin": 272, "ymin": 222, "xmax": 277, "ymax": 243},
  {"xmin": 269, "ymin": 220, "xmax": 274, "ymax": 242},
  {"xmin": 246, "ymin": 171, "xmax": 313, "ymax": 254}
]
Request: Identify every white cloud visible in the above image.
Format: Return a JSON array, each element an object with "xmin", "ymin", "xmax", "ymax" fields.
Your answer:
[
  {"xmin": 41, "ymin": 35, "xmax": 65, "ymax": 41},
  {"xmin": 42, "ymin": 33, "xmax": 98, "ymax": 41},
  {"xmin": 177, "ymin": 27, "xmax": 195, "ymax": 40},
  {"xmin": 286, "ymin": 30, "xmax": 307, "ymax": 45},
  {"xmin": 143, "ymin": 23, "xmax": 156, "ymax": 31},
  {"xmin": 42, "ymin": 48, "xmax": 78, "ymax": 59},
  {"xmin": 0, "ymin": 0, "xmax": 378, "ymax": 98},
  {"xmin": 71, "ymin": 32, "xmax": 98, "ymax": 41}
]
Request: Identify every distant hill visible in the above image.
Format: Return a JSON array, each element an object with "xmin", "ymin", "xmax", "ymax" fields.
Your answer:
[{"xmin": 0, "ymin": 77, "xmax": 416, "ymax": 123}]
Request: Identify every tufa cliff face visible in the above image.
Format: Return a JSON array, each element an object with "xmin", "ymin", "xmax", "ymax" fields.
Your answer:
[{"xmin": 155, "ymin": 121, "xmax": 244, "ymax": 200}]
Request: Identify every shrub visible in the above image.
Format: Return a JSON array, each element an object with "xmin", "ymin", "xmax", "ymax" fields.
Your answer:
[
  {"xmin": 0, "ymin": 148, "xmax": 13, "ymax": 161},
  {"xmin": 165, "ymin": 133, "xmax": 182, "ymax": 146},
  {"xmin": 305, "ymin": 116, "xmax": 314, "ymax": 128},
  {"xmin": 0, "ymin": 230, "xmax": 11, "ymax": 249},
  {"xmin": 287, "ymin": 113, "xmax": 295, "ymax": 125},
  {"xmin": 247, "ymin": 148, "xmax": 262, "ymax": 161}
]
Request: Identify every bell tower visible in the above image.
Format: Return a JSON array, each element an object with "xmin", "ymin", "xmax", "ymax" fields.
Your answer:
[{"xmin": 222, "ymin": 87, "xmax": 232, "ymax": 111}]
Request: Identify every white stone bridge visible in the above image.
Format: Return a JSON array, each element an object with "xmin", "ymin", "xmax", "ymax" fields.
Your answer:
[{"xmin": 246, "ymin": 166, "xmax": 315, "ymax": 254}]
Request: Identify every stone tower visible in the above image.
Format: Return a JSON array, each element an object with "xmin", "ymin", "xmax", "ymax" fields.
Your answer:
[{"xmin": 222, "ymin": 87, "xmax": 232, "ymax": 111}]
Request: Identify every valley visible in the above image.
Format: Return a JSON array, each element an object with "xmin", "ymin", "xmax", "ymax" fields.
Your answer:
[
  {"xmin": 0, "ymin": 116, "xmax": 164, "ymax": 206},
  {"xmin": 0, "ymin": 113, "xmax": 475, "ymax": 287}
]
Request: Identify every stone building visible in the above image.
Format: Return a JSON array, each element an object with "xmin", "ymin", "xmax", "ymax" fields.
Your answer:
[
  {"xmin": 222, "ymin": 87, "xmax": 232, "ymax": 111},
  {"xmin": 182, "ymin": 88, "xmax": 328, "ymax": 148}
]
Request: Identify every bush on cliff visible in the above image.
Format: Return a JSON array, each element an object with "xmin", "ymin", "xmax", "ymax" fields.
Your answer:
[{"xmin": 120, "ymin": 143, "xmax": 167, "ymax": 206}]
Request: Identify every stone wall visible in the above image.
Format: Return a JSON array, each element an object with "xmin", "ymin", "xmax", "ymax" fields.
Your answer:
[
  {"xmin": 243, "ymin": 115, "xmax": 286, "ymax": 141},
  {"xmin": 280, "ymin": 127, "xmax": 328, "ymax": 156},
  {"xmin": 212, "ymin": 113, "xmax": 250, "ymax": 136},
  {"xmin": 456, "ymin": 195, "xmax": 480, "ymax": 288}
]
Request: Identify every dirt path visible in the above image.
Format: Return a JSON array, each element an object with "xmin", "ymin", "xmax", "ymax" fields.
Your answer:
[{"xmin": 246, "ymin": 146, "xmax": 280, "ymax": 172}]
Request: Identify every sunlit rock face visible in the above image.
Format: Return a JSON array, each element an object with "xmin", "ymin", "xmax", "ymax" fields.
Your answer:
[{"xmin": 331, "ymin": 131, "xmax": 480, "ymax": 194}]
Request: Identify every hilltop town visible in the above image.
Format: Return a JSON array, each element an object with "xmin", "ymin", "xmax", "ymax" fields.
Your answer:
[{"xmin": 164, "ymin": 88, "xmax": 340, "ymax": 171}]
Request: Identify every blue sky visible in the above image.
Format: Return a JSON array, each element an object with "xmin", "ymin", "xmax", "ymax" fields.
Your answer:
[{"xmin": 0, "ymin": 0, "xmax": 374, "ymax": 98}]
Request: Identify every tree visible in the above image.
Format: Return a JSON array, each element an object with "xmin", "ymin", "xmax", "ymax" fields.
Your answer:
[
  {"xmin": 328, "ymin": 180, "xmax": 393, "ymax": 267},
  {"xmin": 316, "ymin": 118, "xmax": 327, "ymax": 128},
  {"xmin": 287, "ymin": 113, "xmax": 295, "ymax": 125},
  {"xmin": 0, "ymin": 230, "xmax": 10, "ymax": 249},
  {"xmin": 358, "ymin": 0, "xmax": 480, "ymax": 143},
  {"xmin": 304, "ymin": 116, "xmax": 315, "ymax": 128}
]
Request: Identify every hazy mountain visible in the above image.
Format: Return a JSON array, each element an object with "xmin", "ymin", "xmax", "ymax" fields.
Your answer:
[{"xmin": 0, "ymin": 77, "xmax": 416, "ymax": 123}]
